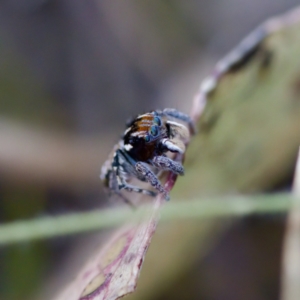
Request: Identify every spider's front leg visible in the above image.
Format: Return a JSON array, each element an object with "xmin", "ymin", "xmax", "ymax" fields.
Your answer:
[
  {"xmin": 150, "ymin": 156, "xmax": 184, "ymax": 175},
  {"xmin": 135, "ymin": 162, "xmax": 170, "ymax": 200}
]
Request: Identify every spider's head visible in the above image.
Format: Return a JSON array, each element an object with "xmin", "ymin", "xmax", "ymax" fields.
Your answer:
[{"xmin": 122, "ymin": 111, "xmax": 190, "ymax": 161}]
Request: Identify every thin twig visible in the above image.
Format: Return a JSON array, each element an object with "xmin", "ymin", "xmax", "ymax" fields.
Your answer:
[{"xmin": 0, "ymin": 194, "xmax": 294, "ymax": 246}]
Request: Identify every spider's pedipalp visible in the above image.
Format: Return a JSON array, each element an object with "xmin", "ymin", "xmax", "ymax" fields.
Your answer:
[{"xmin": 160, "ymin": 138, "xmax": 185, "ymax": 154}]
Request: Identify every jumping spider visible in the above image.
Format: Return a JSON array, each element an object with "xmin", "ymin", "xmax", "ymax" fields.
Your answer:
[{"xmin": 100, "ymin": 108, "xmax": 194, "ymax": 203}]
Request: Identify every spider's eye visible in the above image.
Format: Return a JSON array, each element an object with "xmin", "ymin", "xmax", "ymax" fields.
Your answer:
[
  {"xmin": 150, "ymin": 125, "xmax": 158, "ymax": 136},
  {"xmin": 144, "ymin": 135, "xmax": 151, "ymax": 142},
  {"xmin": 153, "ymin": 116, "xmax": 161, "ymax": 126}
]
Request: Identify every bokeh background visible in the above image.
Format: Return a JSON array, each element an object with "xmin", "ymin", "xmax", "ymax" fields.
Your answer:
[{"xmin": 0, "ymin": 1, "xmax": 298, "ymax": 299}]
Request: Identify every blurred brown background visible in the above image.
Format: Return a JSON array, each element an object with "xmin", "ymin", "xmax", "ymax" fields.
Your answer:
[{"xmin": 0, "ymin": 1, "xmax": 298, "ymax": 300}]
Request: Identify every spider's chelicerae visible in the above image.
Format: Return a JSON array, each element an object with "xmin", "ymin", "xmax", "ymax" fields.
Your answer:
[{"xmin": 100, "ymin": 108, "xmax": 195, "ymax": 203}]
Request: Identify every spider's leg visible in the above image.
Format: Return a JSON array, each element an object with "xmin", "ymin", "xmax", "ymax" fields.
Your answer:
[
  {"xmin": 135, "ymin": 161, "xmax": 170, "ymax": 200},
  {"xmin": 107, "ymin": 169, "xmax": 119, "ymax": 192},
  {"xmin": 163, "ymin": 108, "xmax": 196, "ymax": 135},
  {"xmin": 118, "ymin": 165, "xmax": 156, "ymax": 197},
  {"xmin": 150, "ymin": 156, "xmax": 184, "ymax": 175},
  {"xmin": 119, "ymin": 181, "xmax": 157, "ymax": 198},
  {"xmin": 116, "ymin": 150, "xmax": 157, "ymax": 198},
  {"xmin": 107, "ymin": 170, "xmax": 135, "ymax": 207},
  {"xmin": 120, "ymin": 150, "xmax": 147, "ymax": 182}
]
